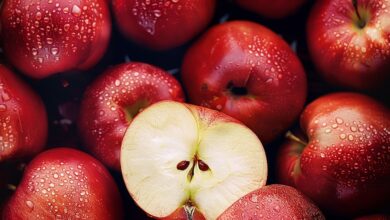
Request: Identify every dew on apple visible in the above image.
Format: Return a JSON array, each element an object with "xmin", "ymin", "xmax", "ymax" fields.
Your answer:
[{"xmin": 25, "ymin": 200, "xmax": 34, "ymax": 210}]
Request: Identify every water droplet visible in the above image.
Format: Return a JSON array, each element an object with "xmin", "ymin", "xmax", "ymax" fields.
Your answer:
[
  {"xmin": 0, "ymin": 104, "xmax": 7, "ymax": 112},
  {"xmin": 36, "ymin": 12, "xmax": 42, "ymax": 20},
  {"xmin": 250, "ymin": 194, "xmax": 258, "ymax": 202},
  {"xmin": 72, "ymin": 5, "xmax": 81, "ymax": 16},
  {"xmin": 348, "ymin": 134, "xmax": 354, "ymax": 141},
  {"xmin": 114, "ymin": 80, "xmax": 121, "ymax": 86},
  {"xmin": 153, "ymin": 9, "xmax": 161, "ymax": 17},
  {"xmin": 46, "ymin": 38, "xmax": 53, "ymax": 45},
  {"xmin": 26, "ymin": 200, "xmax": 34, "ymax": 210},
  {"xmin": 32, "ymin": 48, "xmax": 38, "ymax": 56},
  {"xmin": 340, "ymin": 134, "xmax": 346, "ymax": 139},
  {"xmin": 51, "ymin": 48, "xmax": 59, "ymax": 55},
  {"xmin": 336, "ymin": 117, "xmax": 344, "ymax": 124}
]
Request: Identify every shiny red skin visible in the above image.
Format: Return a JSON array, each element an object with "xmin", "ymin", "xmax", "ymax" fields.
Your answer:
[
  {"xmin": 2, "ymin": 148, "xmax": 123, "ymax": 219},
  {"xmin": 218, "ymin": 184, "xmax": 325, "ymax": 220},
  {"xmin": 307, "ymin": 0, "xmax": 390, "ymax": 90},
  {"xmin": 112, "ymin": 0, "xmax": 216, "ymax": 50},
  {"xmin": 0, "ymin": 0, "xmax": 111, "ymax": 79},
  {"xmin": 182, "ymin": 21, "xmax": 307, "ymax": 144},
  {"xmin": 236, "ymin": 0, "xmax": 307, "ymax": 19},
  {"xmin": 277, "ymin": 93, "xmax": 390, "ymax": 217},
  {"xmin": 78, "ymin": 62, "xmax": 185, "ymax": 171},
  {"xmin": 0, "ymin": 65, "xmax": 47, "ymax": 162}
]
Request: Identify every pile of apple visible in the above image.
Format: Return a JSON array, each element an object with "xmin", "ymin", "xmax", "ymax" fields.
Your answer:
[{"xmin": 0, "ymin": 0, "xmax": 389, "ymax": 219}]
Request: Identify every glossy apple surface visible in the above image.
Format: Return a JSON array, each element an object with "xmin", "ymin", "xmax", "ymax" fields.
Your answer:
[
  {"xmin": 112, "ymin": 0, "xmax": 216, "ymax": 50},
  {"xmin": 121, "ymin": 101, "xmax": 267, "ymax": 219},
  {"xmin": 236, "ymin": 0, "xmax": 307, "ymax": 19},
  {"xmin": 0, "ymin": 0, "xmax": 111, "ymax": 78},
  {"xmin": 2, "ymin": 148, "xmax": 123, "ymax": 219},
  {"xmin": 182, "ymin": 21, "xmax": 307, "ymax": 144},
  {"xmin": 277, "ymin": 92, "xmax": 390, "ymax": 217},
  {"xmin": 307, "ymin": 0, "xmax": 390, "ymax": 90},
  {"xmin": 0, "ymin": 65, "xmax": 47, "ymax": 162},
  {"xmin": 79, "ymin": 62, "xmax": 185, "ymax": 171},
  {"xmin": 218, "ymin": 184, "xmax": 325, "ymax": 220}
]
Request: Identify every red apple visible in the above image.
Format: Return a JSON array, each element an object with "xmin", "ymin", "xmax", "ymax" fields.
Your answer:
[
  {"xmin": 112, "ymin": 0, "xmax": 216, "ymax": 50},
  {"xmin": 2, "ymin": 148, "xmax": 123, "ymax": 219},
  {"xmin": 0, "ymin": 0, "xmax": 111, "ymax": 79},
  {"xmin": 307, "ymin": 0, "xmax": 390, "ymax": 90},
  {"xmin": 121, "ymin": 101, "xmax": 268, "ymax": 219},
  {"xmin": 79, "ymin": 62, "xmax": 185, "ymax": 171},
  {"xmin": 182, "ymin": 21, "xmax": 307, "ymax": 144},
  {"xmin": 277, "ymin": 92, "xmax": 390, "ymax": 217},
  {"xmin": 236, "ymin": 0, "xmax": 307, "ymax": 19},
  {"xmin": 0, "ymin": 65, "xmax": 47, "ymax": 162},
  {"xmin": 218, "ymin": 184, "xmax": 325, "ymax": 220}
]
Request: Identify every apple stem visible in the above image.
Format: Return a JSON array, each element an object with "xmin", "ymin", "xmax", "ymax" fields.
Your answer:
[
  {"xmin": 184, "ymin": 204, "xmax": 195, "ymax": 220},
  {"xmin": 352, "ymin": 0, "xmax": 366, "ymax": 28},
  {"xmin": 285, "ymin": 131, "xmax": 308, "ymax": 146},
  {"xmin": 6, "ymin": 184, "xmax": 16, "ymax": 191}
]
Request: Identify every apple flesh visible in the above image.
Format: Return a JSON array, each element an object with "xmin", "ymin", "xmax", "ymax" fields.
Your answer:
[
  {"xmin": 79, "ymin": 62, "xmax": 185, "ymax": 171},
  {"xmin": 112, "ymin": 0, "xmax": 216, "ymax": 50},
  {"xmin": 0, "ymin": 65, "xmax": 47, "ymax": 162},
  {"xmin": 0, "ymin": 0, "xmax": 111, "ymax": 78},
  {"xmin": 182, "ymin": 21, "xmax": 307, "ymax": 144},
  {"xmin": 236, "ymin": 0, "xmax": 307, "ymax": 19},
  {"xmin": 277, "ymin": 92, "xmax": 390, "ymax": 217},
  {"xmin": 218, "ymin": 184, "xmax": 325, "ymax": 220},
  {"xmin": 307, "ymin": 0, "xmax": 390, "ymax": 90},
  {"xmin": 121, "ymin": 101, "xmax": 268, "ymax": 219},
  {"xmin": 2, "ymin": 148, "xmax": 123, "ymax": 219}
]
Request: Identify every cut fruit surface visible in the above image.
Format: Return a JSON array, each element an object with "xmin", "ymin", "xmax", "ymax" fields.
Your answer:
[{"xmin": 121, "ymin": 101, "xmax": 267, "ymax": 219}]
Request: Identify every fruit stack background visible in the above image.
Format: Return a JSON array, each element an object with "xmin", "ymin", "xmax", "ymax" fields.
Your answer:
[{"xmin": 0, "ymin": 0, "xmax": 389, "ymax": 219}]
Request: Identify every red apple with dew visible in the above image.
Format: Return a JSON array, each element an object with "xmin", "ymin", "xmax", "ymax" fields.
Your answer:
[
  {"xmin": 0, "ymin": 65, "xmax": 47, "ymax": 162},
  {"xmin": 121, "ymin": 101, "xmax": 268, "ymax": 219},
  {"xmin": 2, "ymin": 148, "xmax": 123, "ymax": 219},
  {"xmin": 307, "ymin": 0, "xmax": 390, "ymax": 90},
  {"xmin": 112, "ymin": 0, "xmax": 216, "ymax": 50},
  {"xmin": 277, "ymin": 92, "xmax": 390, "ymax": 217},
  {"xmin": 79, "ymin": 62, "xmax": 185, "ymax": 171},
  {"xmin": 236, "ymin": 0, "xmax": 307, "ymax": 19},
  {"xmin": 182, "ymin": 21, "xmax": 307, "ymax": 144},
  {"xmin": 0, "ymin": 0, "xmax": 111, "ymax": 78},
  {"xmin": 218, "ymin": 184, "xmax": 325, "ymax": 220}
]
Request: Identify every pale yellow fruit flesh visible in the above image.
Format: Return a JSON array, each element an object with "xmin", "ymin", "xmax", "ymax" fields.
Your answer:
[{"xmin": 121, "ymin": 101, "xmax": 267, "ymax": 220}]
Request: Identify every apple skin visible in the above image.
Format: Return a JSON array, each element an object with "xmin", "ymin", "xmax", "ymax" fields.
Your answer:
[
  {"xmin": 236, "ymin": 0, "xmax": 307, "ymax": 19},
  {"xmin": 277, "ymin": 92, "xmax": 390, "ymax": 217},
  {"xmin": 2, "ymin": 148, "xmax": 123, "ymax": 219},
  {"xmin": 218, "ymin": 184, "xmax": 325, "ymax": 220},
  {"xmin": 112, "ymin": 0, "xmax": 216, "ymax": 50},
  {"xmin": 307, "ymin": 0, "xmax": 390, "ymax": 90},
  {"xmin": 0, "ymin": 65, "xmax": 47, "ymax": 162},
  {"xmin": 0, "ymin": 0, "xmax": 111, "ymax": 79},
  {"xmin": 182, "ymin": 20, "xmax": 307, "ymax": 144},
  {"xmin": 79, "ymin": 62, "xmax": 185, "ymax": 171}
]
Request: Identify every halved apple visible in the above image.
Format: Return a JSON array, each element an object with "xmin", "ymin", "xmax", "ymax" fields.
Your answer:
[{"xmin": 121, "ymin": 101, "xmax": 267, "ymax": 219}]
